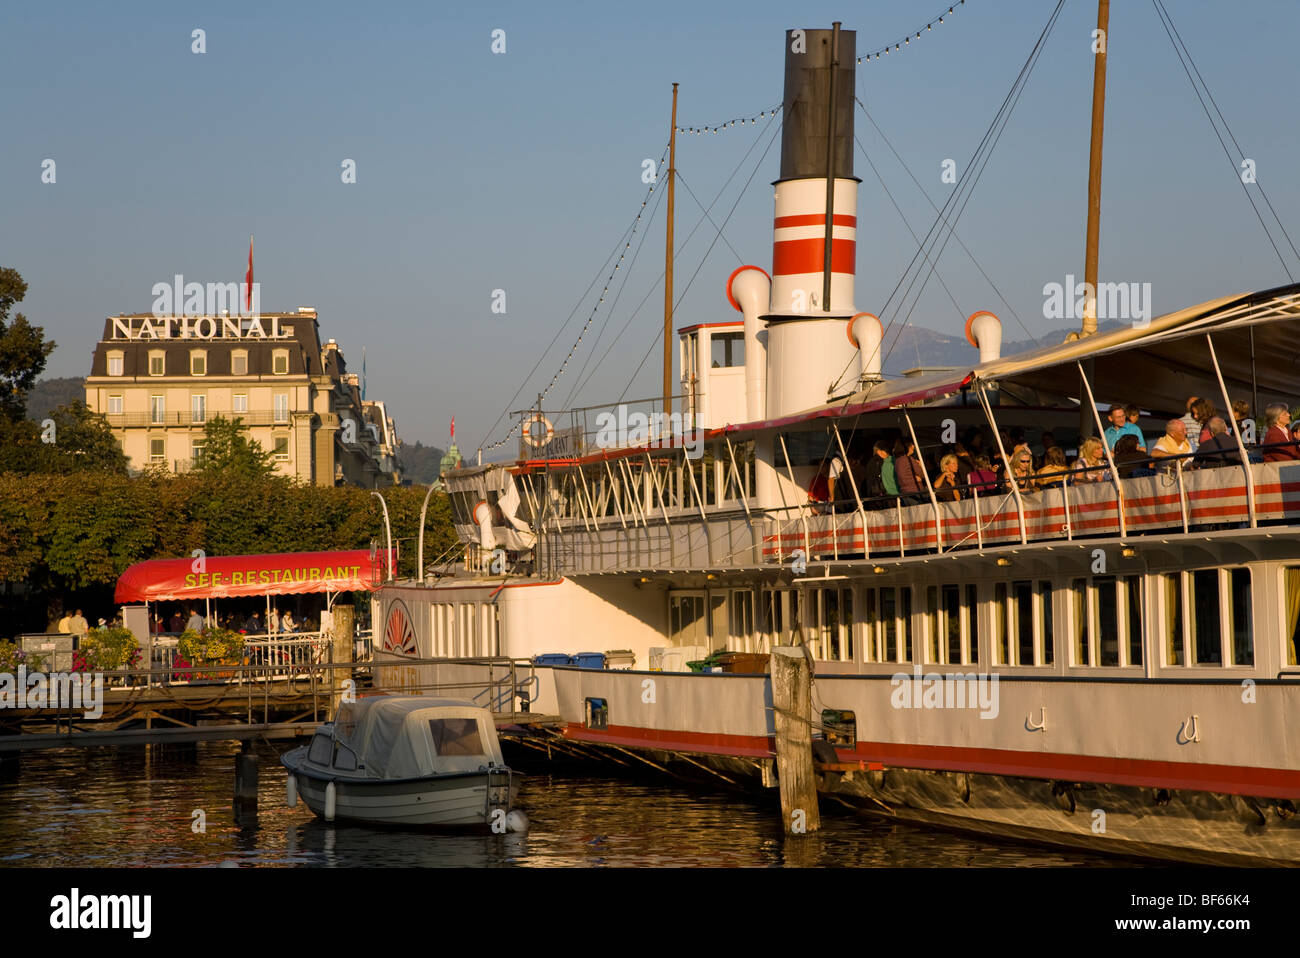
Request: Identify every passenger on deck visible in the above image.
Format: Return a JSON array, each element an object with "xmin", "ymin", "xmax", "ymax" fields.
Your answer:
[
  {"xmin": 1192, "ymin": 398, "xmax": 1217, "ymax": 447},
  {"xmin": 1072, "ymin": 437, "xmax": 1109, "ymax": 482},
  {"xmin": 1008, "ymin": 445, "xmax": 1038, "ymax": 492},
  {"xmin": 969, "ymin": 455, "xmax": 998, "ymax": 494},
  {"xmin": 865, "ymin": 440, "xmax": 894, "ymax": 505},
  {"xmin": 1181, "ymin": 396, "xmax": 1202, "ymax": 453},
  {"xmin": 934, "ymin": 454, "xmax": 963, "ymax": 501},
  {"xmin": 1104, "ymin": 404, "xmax": 1146, "ymax": 453},
  {"xmin": 1113, "ymin": 434, "xmax": 1147, "ymax": 478},
  {"xmin": 1262, "ymin": 403, "xmax": 1300, "ymax": 462},
  {"xmin": 1151, "ymin": 419, "xmax": 1192, "ymax": 468},
  {"xmin": 893, "ymin": 439, "xmax": 926, "ymax": 504},
  {"xmin": 1232, "ymin": 400, "xmax": 1254, "ymax": 444},
  {"xmin": 1195, "ymin": 417, "xmax": 1241, "ymax": 467},
  {"xmin": 1036, "ymin": 446, "xmax": 1069, "ymax": 489}
]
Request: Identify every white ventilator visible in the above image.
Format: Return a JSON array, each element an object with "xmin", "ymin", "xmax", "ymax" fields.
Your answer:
[
  {"xmin": 727, "ymin": 266, "xmax": 772, "ymax": 422},
  {"xmin": 473, "ymin": 500, "xmax": 498, "ymax": 552},
  {"xmin": 966, "ymin": 311, "xmax": 1002, "ymax": 363},
  {"xmin": 847, "ymin": 312, "xmax": 884, "ymax": 383}
]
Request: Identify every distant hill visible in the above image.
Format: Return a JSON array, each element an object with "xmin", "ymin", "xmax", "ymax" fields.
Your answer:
[
  {"xmin": 399, "ymin": 441, "xmax": 447, "ymax": 485},
  {"xmin": 880, "ymin": 320, "xmax": 1127, "ymax": 377},
  {"xmin": 25, "ymin": 377, "xmax": 85, "ymax": 420}
]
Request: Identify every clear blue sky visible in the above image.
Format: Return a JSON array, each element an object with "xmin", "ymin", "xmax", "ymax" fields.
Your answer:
[{"xmin": 4, "ymin": 0, "xmax": 1299, "ymax": 452}]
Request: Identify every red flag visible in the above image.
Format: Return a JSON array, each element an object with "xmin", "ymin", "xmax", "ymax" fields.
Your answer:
[
  {"xmin": 450, "ymin": 416, "xmax": 455, "ymax": 442},
  {"xmin": 244, "ymin": 235, "xmax": 254, "ymax": 310}
]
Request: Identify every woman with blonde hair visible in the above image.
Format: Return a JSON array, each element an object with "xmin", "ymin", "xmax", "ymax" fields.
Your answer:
[
  {"xmin": 1072, "ymin": 436, "xmax": 1108, "ymax": 483},
  {"xmin": 934, "ymin": 453, "xmax": 963, "ymax": 501},
  {"xmin": 1006, "ymin": 444, "xmax": 1038, "ymax": 492}
]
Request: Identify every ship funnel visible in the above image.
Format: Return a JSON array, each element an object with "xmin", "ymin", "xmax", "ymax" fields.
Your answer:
[
  {"xmin": 727, "ymin": 265, "xmax": 771, "ymax": 421},
  {"xmin": 965, "ymin": 311, "xmax": 1002, "ymax": 363},
  {"xmin": 847, "ymin": 312, "xmax": 883, "ymax": 383}
]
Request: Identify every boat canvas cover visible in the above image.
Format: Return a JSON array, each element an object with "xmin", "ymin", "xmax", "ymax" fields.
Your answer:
[
  {"xmin": 334, "ymin": 696, "xmax": 503, "ymax": 779},
  {"xmin": 114, "ymin": 549, "xmax": 392, "ymax": 602}
]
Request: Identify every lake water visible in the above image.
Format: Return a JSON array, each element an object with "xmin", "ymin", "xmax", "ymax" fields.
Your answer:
[{"xmin": 0, "ymin": 741, "xmax": 1110, "ymax": 867}]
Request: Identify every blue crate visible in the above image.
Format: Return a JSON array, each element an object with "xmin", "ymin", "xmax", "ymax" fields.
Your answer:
[
  {"xmin": 574, "ymin": 652, "xmax": 607, "ymax": 670},
  {"xmin": 532, "ymin": 653, "xmax": 574, "ymax": 667}
]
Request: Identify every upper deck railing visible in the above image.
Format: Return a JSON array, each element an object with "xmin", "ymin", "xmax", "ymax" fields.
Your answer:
[{"xmin": 513, "ymin": 394, "xmax": 698, "ymax": 462}]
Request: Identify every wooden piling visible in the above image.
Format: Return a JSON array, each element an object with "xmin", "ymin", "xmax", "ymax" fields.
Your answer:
[
  {"xmin": 771, "ymin": 645, "xmax": 820, "ymax": 834},
  {"xmin": 330, "ymin": 604, "xmax": 355, "ymax": 715},
  {"xmin": 234, "ymin": 741, "xmax": 259, "ymax": 803}
]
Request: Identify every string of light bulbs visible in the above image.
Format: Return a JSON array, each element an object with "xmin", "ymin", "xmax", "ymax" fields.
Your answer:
[
  {"xmin": 858, "ymin": 0, "xmax": 966, "ymax": 63},
  {"xmin": 676, "ymin": 103, "xmax": 781, "ymax": 136},
  {"xmin": 480, "ymin": 143, "xmax": 671, "ymax": 453}
]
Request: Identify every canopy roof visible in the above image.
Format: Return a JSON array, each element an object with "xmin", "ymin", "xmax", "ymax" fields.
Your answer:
[
  {"xmin": 333, "ymin": 695, "xmax": 502, "ymax": 779},
  {"xmin": 114, "ymin": 549, "xmax": 392, "ymax": 603}
]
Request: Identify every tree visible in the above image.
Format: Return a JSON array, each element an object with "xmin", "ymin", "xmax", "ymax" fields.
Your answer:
[
  {"xmin": 0, "ymin": 267, "xmax": 56, "ymax": 422},
  {"xmin": 0, "ymin": 401, "xmax": 128, "ymax": 476},
  {"xmin": 195, "ymin": 415, "xmax": 275, "ymax": 480}
]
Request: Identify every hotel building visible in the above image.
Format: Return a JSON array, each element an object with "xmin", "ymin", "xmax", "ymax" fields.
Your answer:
[{"xmin": 83, "ymin": 308, "xmax": 400, "ymax": 487}]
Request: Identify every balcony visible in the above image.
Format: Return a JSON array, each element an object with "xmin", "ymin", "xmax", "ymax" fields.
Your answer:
[{"xmin": 106, "ymin": 410, "xmax": 292, "ymax": 428}]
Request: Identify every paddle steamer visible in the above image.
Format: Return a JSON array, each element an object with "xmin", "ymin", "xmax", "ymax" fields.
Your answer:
[{"xmin": 377, "ymin": 16, "xmax": 1300, "ymax": 864}]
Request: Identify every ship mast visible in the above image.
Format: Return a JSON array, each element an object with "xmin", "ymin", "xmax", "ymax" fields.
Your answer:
[
  {"xmin": 663, "ymin": 82, "xmax": 678, "ymax": 416},
  {"xmin": 1081, "ymin": 0, "xmax": 1110, "ymax": 337}
]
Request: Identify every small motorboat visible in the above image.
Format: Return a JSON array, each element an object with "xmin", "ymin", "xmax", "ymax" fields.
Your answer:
[{"xmin": 281, "ymin": 695, "xmax": 522, "ymax": 829}]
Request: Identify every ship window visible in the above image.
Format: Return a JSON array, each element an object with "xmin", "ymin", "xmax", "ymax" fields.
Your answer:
[
  {"xmin": 670, "ymin": 592, "xmax": 707, "ymax": 647},
  {"xmin": 1070, "ymin": 578, "xmax": 1090, "ymax": 666},
  {"xmin": 1229, "ymin": 568, "xmax": 1252, "ymax": 667},
  {"xmin": 1190, "ymin": 569, "xmax": 1222, "ymax": 666},
  {"xmin": 993, "ymin": 583, "xmax": 1008, "ymax": 665},
  {"xmin": 810, "ymin": 587, "xmax": 852, "ymax": 662},
  {"xmin": 821, "ymin": 709, "xmax": 856, "ymax": 747},
  {"xmin": 937, "ymin": 583, "xmax": 977, "ymax": 665},
  {"xmin": 1013, "ymin": 580, "xmax": 1034, "ymax": 666},
  {"xmin": 730, "ymin": 589, "xmax": 757, "ymax": 653},
  {"xmin": 711, "ymin": 331, "xmax": 745, "ymax": 368},
  {"xmin": 429, "ymin": 718, "xmax": 484, "ymax": 757},
  {"xmin": 901, "ymin": 588, "xmax": 913, "ymax": 661},
  {"xmin": 584, "ymin": 698, "xmax": 608, "ymax": 731},
  {"xmin": 861, "ymin": 589, "xmax": 879, "ymax": 662},
  {"xmin": 1162, "ymin": 573, "xmax": 1185, "ymax": 666},
  {"xmin": 1094, "ymin": 576, "xmax": 1120, "ymax": 666},
  {"xmin": 1038, "ymin": 580, "xmax": 1054, "ymax": 665},
  {"xmin": 924, "ymin": 586, "xmax": 939, "ymax": 663},
  {"xmin": 1124, "ymin": 576, "xmax": 1143, "ymax": 667},
  {"xmin": 881, "ymin": 588, "xmax": 898, "ymax": 661},
  {"xmin": 1284, "ymin": 568, "xmax": 1300, "ymax": 667},
  {"xmin": 308, "ymin": 732, "xmax": 332, "ymax": 765}
]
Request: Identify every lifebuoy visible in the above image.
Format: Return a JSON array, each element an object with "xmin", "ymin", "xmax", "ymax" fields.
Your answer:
[{"xmin": 522, "ymin": 413, "xmax": 554, "ymax": 448}]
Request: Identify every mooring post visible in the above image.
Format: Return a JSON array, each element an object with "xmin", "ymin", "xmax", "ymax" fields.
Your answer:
[
  {"xmin": 234, "ymin": 739, "xmax": 259, "ymax": 803},
  {"xmin": 771, "ymin": 645, "xmax": 820, "ymax": 834},
  {"xmin": 330, "ymin": 604, "xmax": 355, "ymax": 715}
]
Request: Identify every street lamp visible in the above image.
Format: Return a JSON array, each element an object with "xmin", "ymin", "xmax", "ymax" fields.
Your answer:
[{"xmin": 370, "ymin": 491, "xmax": 393, "ymax": 582}]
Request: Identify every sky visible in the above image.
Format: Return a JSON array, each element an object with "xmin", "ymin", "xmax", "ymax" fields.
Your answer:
[{"xmin": 4, "ymin": 0, "xmax": 1300, "ymax": 454}]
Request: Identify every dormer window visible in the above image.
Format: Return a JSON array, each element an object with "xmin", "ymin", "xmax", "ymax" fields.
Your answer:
[
  {"xmin": 107, "ymin": 351, "xmax": 124, "ymax": 376},
  {"xmin": 190, "ymin": 349, "xmax": 207, "ymax": 376},
  {"xmin": 272, "ymin": 349, "xmax": 289, "ymax": 375},
  {"xmin": 148, "ymin": 350, "xmax": 165, "ymax": 376}
]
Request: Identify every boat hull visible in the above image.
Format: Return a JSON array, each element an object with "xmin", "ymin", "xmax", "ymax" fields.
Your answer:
[{"xmin": 282, "ymin": 748, "xmax": 515, "ymax": 828}]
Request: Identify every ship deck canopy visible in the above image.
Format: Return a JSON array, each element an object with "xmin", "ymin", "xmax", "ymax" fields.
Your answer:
[
  {"xmin": 114, "ymin": 549, "xmax": 391, "ymax": 603},
  {"xmin": 734, "ymin": 281, "xmax": 1300, "ymax": 433}
]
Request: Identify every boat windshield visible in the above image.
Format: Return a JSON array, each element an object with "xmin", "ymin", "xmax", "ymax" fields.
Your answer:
[{"xmin": 429, "ymin": 718, "xmax": 483, "ymax": 757}]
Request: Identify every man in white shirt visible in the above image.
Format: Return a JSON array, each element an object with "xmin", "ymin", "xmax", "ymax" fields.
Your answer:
[
  {"xmin": 67, "ymin": 610, "xmax": 89, "ymax": 638},
  {"xmin": 185, "ymin": 608, "xmax": 204, "ymax": 632}
]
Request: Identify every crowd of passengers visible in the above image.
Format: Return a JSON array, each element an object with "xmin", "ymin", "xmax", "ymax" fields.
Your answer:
[{"xmin": 812, "ymin": 395, "xmax": 1300, "ymax": 510}]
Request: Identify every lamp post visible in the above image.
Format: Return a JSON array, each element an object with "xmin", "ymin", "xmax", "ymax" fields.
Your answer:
[
  {"xmin": 417, "ymin": 483, "xmax": 438, "ymax": 584},
  {"xmin": 370, "ymin": 491, "xmax": 393, "ymax": 582}
]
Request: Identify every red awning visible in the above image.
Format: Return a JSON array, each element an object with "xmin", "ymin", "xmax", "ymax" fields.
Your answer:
[{"xmin": 114, "ymin": 549, "xmax": 393, "ymax": 603}]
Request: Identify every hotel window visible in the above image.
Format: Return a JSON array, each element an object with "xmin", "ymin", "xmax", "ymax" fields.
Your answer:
[
  {"xmin": 149, "ymin": 438, "xmax": 165, "ymax": 462},
  {"xmin": 190, "ymin": 350, "xmax": 206, "ymax": 376},
  {"xmin": 273, "ymin": 393, "xmax": 289, "ymax": 423},
  {"xmin": 107, "ymin": 351, "xmax": 124, "ymax": 376},
  {"xmin": 233, "ymin": 393, "xmax": 248, "ymax": 414},
  {"xmin": 150, "ymin": 395, "xmax": 165, "ymax": 424},
  {"xmin": 272, "ymin": 349, "xmax": 289, "ymax": 375},
  {"xmin": 107, "ymin": 395, "xmax": 123, "ymax": 415},
  {"xmin": 191, "ymin": 438, "xmax": 206, "ymax": 465},
  {"xmin": 231, "ymin": 350, "xmax": 248, "ymax": 376},
  {"xmin": 273, "ymin": 436, "xmax": 289, "ymax": 460},
  {"xmin": 148, "ymin": 350, "xmax": 165, "ymax": 376},
  {"xmin": 191, "ymin": 394, "xmax": 206, "ymax": 423}
]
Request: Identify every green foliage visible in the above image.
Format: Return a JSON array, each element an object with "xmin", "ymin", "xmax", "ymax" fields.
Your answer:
[
  {"xmin": 178, "ymin": 627, "xmax": 245, "ymax": 662},
  {"xmin": 0, "ymin": 267, "xmax": 56, "ymax": 422},
  {"xmin": 0, "ymin": 400, "xmax": 129, "ymax": 476},
  {"xmin": 0, "ymin": 639, "xmax": 44, "ymax": 673},
  {"xmin": 195, "ymin": 415, "xmax": 275, "ymax": 480},
  {"xmin": 76, "ymin": 627, "xmax": 140, "ymax": 671}
]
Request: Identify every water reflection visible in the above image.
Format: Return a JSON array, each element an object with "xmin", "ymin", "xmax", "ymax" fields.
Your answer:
[{"xmin": 0, "ymin": 742, "xmax": 1105, "ymax": 867}]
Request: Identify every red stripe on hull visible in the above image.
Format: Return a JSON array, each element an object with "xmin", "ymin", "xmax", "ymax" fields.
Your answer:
[{"xmin": 563, "ymin": 723, "xmax": 1300, "ymax": 798}]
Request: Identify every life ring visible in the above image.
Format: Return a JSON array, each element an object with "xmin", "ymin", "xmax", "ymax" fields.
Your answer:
[{"xmin": 522, "ymin": 413, "xmax": 554, "ymax": 448}]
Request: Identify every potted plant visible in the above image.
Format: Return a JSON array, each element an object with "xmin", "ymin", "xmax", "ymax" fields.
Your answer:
[
  {"xmin": 178, "ymin": 627, "xmax": 247, "ymax": 680},
  {"xmin": 0, "ymin": 640, "xmax": 45, "ymax": 675},
  {"xmin": 75, "ymin": 628, "xmax": 142, "ymax": 684}
]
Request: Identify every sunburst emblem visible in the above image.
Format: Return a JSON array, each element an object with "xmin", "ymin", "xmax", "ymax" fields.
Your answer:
[{"xmin": 383, "ymin": 599, "xmax": 418, "ymax": 655}]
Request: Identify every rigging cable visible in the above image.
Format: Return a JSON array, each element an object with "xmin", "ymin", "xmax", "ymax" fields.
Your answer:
[{"xmin": 1151, "ymin": 0, "xmax": 1297, "ymax": 281}]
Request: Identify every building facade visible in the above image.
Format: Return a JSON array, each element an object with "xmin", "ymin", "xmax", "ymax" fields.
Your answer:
[{"xmin": 84, "ymin": 309, "xmax": 400, "ymax": 487}]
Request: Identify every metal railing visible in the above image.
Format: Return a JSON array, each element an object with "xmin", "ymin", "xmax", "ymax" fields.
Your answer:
[{"xmin": 106, "ymin": 410, "xmax": 292, "ymax": 428}]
